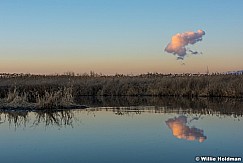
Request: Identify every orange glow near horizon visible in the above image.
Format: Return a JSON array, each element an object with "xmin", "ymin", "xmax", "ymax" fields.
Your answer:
[{"xmin": 0, "ymin": 47, "xmax": 242, "ymax": 75}]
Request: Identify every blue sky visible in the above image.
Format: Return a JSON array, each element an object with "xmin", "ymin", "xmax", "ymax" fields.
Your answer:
[{"xmin": 0, "ymin": 0, "xmax": 243, "ymax": 74}]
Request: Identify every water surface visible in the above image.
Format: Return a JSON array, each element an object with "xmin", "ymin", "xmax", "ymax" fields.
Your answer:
[{"xmin": 0, "ymin": 97, "xmax": 242, "ymax": 163}]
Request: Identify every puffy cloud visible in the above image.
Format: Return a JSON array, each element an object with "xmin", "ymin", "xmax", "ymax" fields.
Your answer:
[
  {"xmin": 165, "ymin": 116, "xmax": 207, "ymax": 142},
  {"xmin": 165, "ymin": 30, "xmax": 205, "ymax": 60}
]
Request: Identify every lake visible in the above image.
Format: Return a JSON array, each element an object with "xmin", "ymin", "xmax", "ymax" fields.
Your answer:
[{"xmin": 0, "ymin": 97, "xmax": 242, "ymax": 163}]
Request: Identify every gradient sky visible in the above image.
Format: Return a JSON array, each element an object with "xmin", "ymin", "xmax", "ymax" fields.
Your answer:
[{"xmin": 1, "ymin": 0, "xmax": 243, "ymax": 74}]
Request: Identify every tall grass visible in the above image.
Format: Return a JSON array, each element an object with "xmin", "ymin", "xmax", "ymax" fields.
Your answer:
[
  {"xmin": 0, "ymin": 86, "xmax": 75, "ymax": 109},
  {"xmin": 36, "ymin": 87, "xmax": 74, "ymax": 109},
  {"xmin": 0, "ymin": 73, "xmax": 243, "ymax": 101}
]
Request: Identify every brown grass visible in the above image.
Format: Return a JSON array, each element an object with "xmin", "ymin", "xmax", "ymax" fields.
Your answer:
[
  {"xmin": 0, "ymin": 73, "xmax": 243, "ymax": 105},
  {"xmin": 0, "ymin": 86, "xmax": 75, "ymax": 109},
  {"xmin": 36, "ymin": 87, "xmax": 74, "ymax": 109}
]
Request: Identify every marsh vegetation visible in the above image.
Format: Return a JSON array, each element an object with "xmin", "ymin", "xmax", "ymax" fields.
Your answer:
[{"xmin": 0, "ymin": 72, "xmax": 242, "ymax": 109}]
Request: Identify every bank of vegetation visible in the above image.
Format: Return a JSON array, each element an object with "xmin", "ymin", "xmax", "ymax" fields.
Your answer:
[{"xmin": 0, "ymin": 72, "xmax": 242, "ymax": 109}]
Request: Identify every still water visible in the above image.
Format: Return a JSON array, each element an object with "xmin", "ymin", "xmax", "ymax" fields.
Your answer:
[{"xmin": 0, "ymin": 97, "xmax": 243, "ymax": 163}]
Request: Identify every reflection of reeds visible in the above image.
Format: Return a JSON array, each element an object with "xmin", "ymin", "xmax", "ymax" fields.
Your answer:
[
  {"xmin": 33, "ymin": 110, "xmax": 74, "ymax": 127},
  {"xmin": 0, "ymin": 110, "xmax": 75, "ymax": 129},
  {"xmin": 76, "ymin": 96, "xmax": 243, "ymax": 115},
  {"xmin": 0, "ymin": 96, "xmax": 243, "ymax": 129},
  {"xmin": 94, "ymin": 97, "xmax": 243, "ymax": 117},
  {"xmin": 0, "ymin": 111, "xmax": 29, "ymax": 128}
]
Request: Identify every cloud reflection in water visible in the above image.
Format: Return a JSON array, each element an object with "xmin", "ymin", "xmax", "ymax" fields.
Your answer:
[{"xmin": 166, "ymin": 116, "xmax": 207, "ymax": 142}]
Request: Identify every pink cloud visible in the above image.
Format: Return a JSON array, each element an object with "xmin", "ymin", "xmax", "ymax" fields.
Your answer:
[{"xmin": 165, "ymin": 30, "xmax": 205, "ymax": 60}]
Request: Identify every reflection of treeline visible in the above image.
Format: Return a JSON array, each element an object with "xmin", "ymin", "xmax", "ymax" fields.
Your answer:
[
  {"xmin": 33, "ymin": 110, "xmax": 74, "ymax": 127},
  {"xmin": 77, "ymin": 96, "xmax": 243, "ymax": 117},
  {"xmin": 0, "ymin": 110, "xmax": 75, "ymax": 128},
  {"xmin": 1, "ymin": 97, "xmax": 243, "ymax": 128},
  {"xmin": 0, "ymin": 73, "xmax": 243, "ymax": 99},
  {"xmin": 0, "ymin": 111, "xmax": 29, "ymax": 128}
]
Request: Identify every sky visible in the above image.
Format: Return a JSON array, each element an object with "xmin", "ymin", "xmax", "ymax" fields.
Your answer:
[{"xmin": 0, "ymin": 0, "xmax": 243, "ymax": 74}]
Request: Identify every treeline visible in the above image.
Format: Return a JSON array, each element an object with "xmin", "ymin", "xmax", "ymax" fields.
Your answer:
[{"xmin": 0, "ymin": 73, "xmax": 243, "ymax": 100}]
